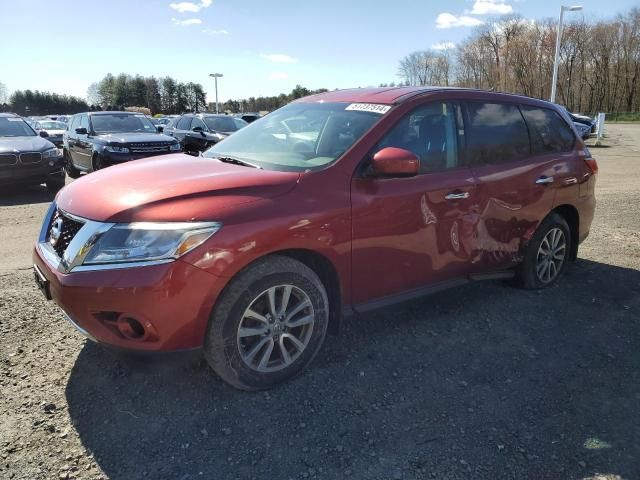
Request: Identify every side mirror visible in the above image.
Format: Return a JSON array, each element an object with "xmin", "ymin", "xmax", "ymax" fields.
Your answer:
[
  {"xmin": 39, "ymin": 130, "xmax": 49, "ymax": 138},
  {"xmin": 75, "ymin": 127, "xmax": 88, "ymax": 135},
  {"xmin": 192, "ymin": 126, "xmax": 204, "ymax": 133},
  {"xmin": 157, "ymin": 126, "xmax": 164, "ymax": 133},
  {"xmin": 370, "ymin": 147, "xmax": 419, "ymax": 177}
]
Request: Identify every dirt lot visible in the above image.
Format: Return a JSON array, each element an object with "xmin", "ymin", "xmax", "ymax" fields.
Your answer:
[{"xmin": 1, "ymin": 125, "xmax": 639, "ymax": 480}]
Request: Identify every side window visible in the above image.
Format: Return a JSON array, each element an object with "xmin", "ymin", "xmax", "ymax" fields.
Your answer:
[
  {"xmin": 177, "ymin": 116, "xmax": 191, "ymax": 130},
  {"xmin": 68, "ymin": 116, "xmax": 78, "ymax": 132},
  {"xmin": 463, "ymin": 102, "xmax": 530, "ymax": 165},
  {"xmin": 521, "ymin": 106, "xmax": 575, "ymax": 154},
  {"xmin": 191, "ymin": 118, "xmax": 207, "ymax": 131},
  {"xmin": 79, "ymin": 115, "xmax": 89, "ymax": 131},
  {"xmin": 376, "ymin": 101, "xmax": 460, "ymax": 173}
]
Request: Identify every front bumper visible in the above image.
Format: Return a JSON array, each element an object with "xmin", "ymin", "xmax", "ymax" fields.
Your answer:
[
  {"xmin": 33, "ymin": 242, "xmax": 227, "ymax": 352},
  {"xmin": 98, "ymin": 148, "xmax": 181, "ymax": 166},
  {"xmin": 0, "ymin": 156, "xmax": 64, "ymax": 185}
]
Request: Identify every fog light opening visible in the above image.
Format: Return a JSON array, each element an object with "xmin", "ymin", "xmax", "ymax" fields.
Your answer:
[{"xmin": 117, "ymin": 315, "xmax": 146, "ymax": 340}]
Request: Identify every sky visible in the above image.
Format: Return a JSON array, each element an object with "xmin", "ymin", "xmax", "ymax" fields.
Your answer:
[{"xmin": 0, "ymin": 0, "xmax": 637, "ymax": 104}]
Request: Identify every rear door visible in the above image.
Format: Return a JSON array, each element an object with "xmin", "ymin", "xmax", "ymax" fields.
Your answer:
[
  {"xmin": 75, "ymin": 114, "xmax": 92, "ymax": 169},
  {"xmin": 462, "ymin": 101, "xmax": 557, "ymax": 272},
  {"xmin": 66, "ymin": 115, "xmax": 79, "ymax": 163},
  {"xmin": 351, "ymin": 100, "xmax": 477, "ymax": 305}
]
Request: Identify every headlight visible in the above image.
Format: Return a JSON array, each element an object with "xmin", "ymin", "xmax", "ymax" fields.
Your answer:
[
  {"xmin": 104, "ymin": 145, "xmax": 130, "ymax": 153},
  {"xmin": 83, "ymin": 222, "xmax": 221, "ymax": 265},
  {"xmin": 169, "ymin": 143, "xmax": 182, "ymax": 151},
  {"xmin": 42, "ymin": 148, "xmax": 60, "ymax": 159}
]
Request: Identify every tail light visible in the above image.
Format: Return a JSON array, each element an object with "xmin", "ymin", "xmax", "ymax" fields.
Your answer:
[{"xmin": 578, "ymin": 147, "xmax": 598, "ymax": 174}]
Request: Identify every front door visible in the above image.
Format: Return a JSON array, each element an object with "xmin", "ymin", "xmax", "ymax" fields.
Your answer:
[{"xmin": 351, "ymin": 100, "xmax": 477, "ymax": 306}]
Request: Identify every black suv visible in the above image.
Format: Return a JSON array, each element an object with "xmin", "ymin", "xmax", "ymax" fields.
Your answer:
[
  {"xmin": 0, "ymin": 113, "xmax": 65, "ymax": 193},
  {"xmin": 163, "ymin": 113, "xmax": 247, "ymax": 155},
  {"xmin": 63, "ymin": 111, "xmax": 182, "ymax": 177}
]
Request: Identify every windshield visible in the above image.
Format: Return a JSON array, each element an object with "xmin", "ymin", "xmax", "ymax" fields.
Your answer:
[
  {"xmin": 90, "ymin": 114, "xmax": 158, "ymax": 134},
  {"xmin": 0, "ymin": 117, "xmax": 36, "ymax": 137},
  {"xmin": 203, "ymin": 102, "xmax": 383, "ymax": 171},
  {"xmin": 204, "ymin": 116, "xmax": 241, "ymax": 132},
  {"xmin": 39, "ymin": 121, "xmax": 67, "ymax": 130}
]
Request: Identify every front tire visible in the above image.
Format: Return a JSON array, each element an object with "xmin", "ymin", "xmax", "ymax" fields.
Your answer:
[
  {"xmin": 204, "ymin": 256, "xmax": 329, "ymax": 390},
  {"xmin": 518, "ymin": 213, "xmax": 571, "ymax": 289}
]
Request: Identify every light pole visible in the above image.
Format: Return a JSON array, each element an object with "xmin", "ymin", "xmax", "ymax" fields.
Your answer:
[
  {"xmin": 550, "ymin": 5, "xmax": 583, "ymax": 103},
  {"xmin": 209, "ymin": 73, "xmax": 223, "ymax": 113}
]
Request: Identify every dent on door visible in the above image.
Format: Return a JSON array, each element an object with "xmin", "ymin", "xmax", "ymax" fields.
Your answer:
[{"xmin": 350, "ymin": 170, "xmax": 479, "ymax": 305}]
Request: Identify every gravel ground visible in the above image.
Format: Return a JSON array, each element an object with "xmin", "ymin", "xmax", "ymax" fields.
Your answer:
[{"xmin": 1, "ymin": 125, "xmax": 639, "ymax": 480}]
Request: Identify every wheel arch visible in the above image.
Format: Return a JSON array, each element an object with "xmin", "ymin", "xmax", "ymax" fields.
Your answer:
[
  {"xmin": 269, "ymin": 249, "xmax": 343, "ymax": 335},
  {"xmin": 550, "ymin": 204, "xmax": 579, "ymax": 261}
]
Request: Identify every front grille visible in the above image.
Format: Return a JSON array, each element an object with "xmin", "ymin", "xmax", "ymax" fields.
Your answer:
[
  {"xmin": 0, "ymin": 154, "xmax": 17, "ymax": 166},
  {"xmin": 128, "ymin": 143, "xmax": 171, "ymax": 154},
  {"xmin": 47, "ymin": 210, "xmax": 85, "ymax": 258},
  {"xmin": 20, "ymin": 152, "xmax": 42, "ymax": 164}
]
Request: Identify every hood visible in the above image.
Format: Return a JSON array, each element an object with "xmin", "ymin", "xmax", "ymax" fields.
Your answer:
[
  {"xmin": 0, "ymin": 135, "xmax": 54, "ymax": 153},
  {"xmin": 56, "ymin": 153, "xmax": 300, "ymax": 223},
  {"xmin": 93, "ymin": 132, "xmax": 176, "ymax": 144}
]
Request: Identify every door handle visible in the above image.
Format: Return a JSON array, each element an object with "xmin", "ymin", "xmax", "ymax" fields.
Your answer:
[
  {"xmin": 535, "ymin": 176, "xmax": 554, "ymax": 185},
  {"xmin": 445, "ymin": 191, "xmax": 470, "ymax": 200}
]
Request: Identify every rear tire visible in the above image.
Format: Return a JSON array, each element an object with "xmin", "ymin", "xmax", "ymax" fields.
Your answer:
[
  {"xmin": 204, "ymin": 256, "xmax": 329, "ymax": 390},
  {"xmin": 46, "ymin": 172, "xmax": 66, "ymax": 194},
  {"xmin": 63, "ymin": 150, "xmax": 81, "ymax": 179},
  {"xmin": 518, "ymin": 213, "xmax": 571, "ymax": 289}
]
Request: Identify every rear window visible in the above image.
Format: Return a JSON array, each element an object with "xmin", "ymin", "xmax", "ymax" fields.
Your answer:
[
  {"xmin": 463, "ymin": 102, "xmax": 530, "ymax": 165},
  {"xmin": 521, "ymin": 106, "xmax": 575, "ymax": 154}
]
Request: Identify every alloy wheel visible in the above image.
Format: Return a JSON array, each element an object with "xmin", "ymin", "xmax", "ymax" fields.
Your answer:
[
  {"xmin": 237, "ymin": 285, "xmax": 315, "ymax": 373},
  {"xmin": 536, "ymin": 227, "xmax": 566, "ymax": 283}
]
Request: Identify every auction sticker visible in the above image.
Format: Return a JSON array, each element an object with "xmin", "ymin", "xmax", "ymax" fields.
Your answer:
[{"xmin": 345, "ymin": 103, "xmax": 391, "ymax": 114}]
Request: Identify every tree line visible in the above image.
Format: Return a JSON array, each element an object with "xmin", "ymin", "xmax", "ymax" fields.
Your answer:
[
  {"xmin": 397, "ymin": 7, "xmax": 640, "ymax": 114},
  {"xmin": 1, "ymin": 89, "xmax": 89, "ymax": 116},
  {"xmin": 222, "ymin": 85, "xmax": 329, "ymax": 113},
  {"xmin": 88, "ymin": 74, "xmax": 207, "ymax": 115}
]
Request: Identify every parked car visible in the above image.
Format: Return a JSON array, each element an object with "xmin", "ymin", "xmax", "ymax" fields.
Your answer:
[
  {"xmin": 0, "ymin": 113, "xmax": 65, "ymax": 192},
  {"xmin": 234, "ymin": 112, "xmax": 262, "ymax": 123},
  {"xmin": 560, "ymin": 106, "xmax": 595, "ymax": 136},
  {"xmin": 163, "ymin": 113, "xmax": 247, "ymax": 155},
  {"xmin": 33, "ymin": 87, "xmax": 597, "ymax": 390},
  {"xmin": 35, "ymin": 120, "xmax": 67, "ymax": 148},
  {"xmin": 62, "ymin": 111, "xmax": 182, "ymax": 178}
]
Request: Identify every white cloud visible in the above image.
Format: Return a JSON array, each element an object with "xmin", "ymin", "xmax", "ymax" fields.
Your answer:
[
  {"xmin": 202, "ymin": 28, "xmax": 229, "ymax": 35},
  {"xmin": 270, "ymin": 72, "xmax": 289, "ymax": 80},
  {"xmin": 172, "ymin": 17, "xmax": 202, "ymax": 25},
  {"xmin": 470, "ymin": 0, "xmax": 513, "ymax": 15},
  {"xmin": 436, "ymin": 13, "xmax": 483, "ymax": 29},
  {"xmin": 432, "ymin": 41, "xmax": 456, "ymax": 51},
  {"xmin": 260, "ymin": 53, "xmax": 298, "ymax": 64},
  {"xmin": 169, "ymin": 0, "xmax": 212, "ymax": 13}
]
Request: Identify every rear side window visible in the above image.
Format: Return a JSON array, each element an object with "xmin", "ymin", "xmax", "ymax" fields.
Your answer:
[
  {"xmin": 176, "ymin": 116, "xmax": 192, "ymax": 130},
  {"xmin": 69, "ymin": 115, "xmax": 79, "ymax": 132},
  {"xmin": 463, "ymin": 102, "xmax": 530, "ymax": 165},
  {"xmin": 521, "ymin": 106, "xmax": 575, "ymax": 154}
]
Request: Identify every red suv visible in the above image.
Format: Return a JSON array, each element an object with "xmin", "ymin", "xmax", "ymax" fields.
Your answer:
[{"xmin": 33, "ymin": 87, "xmax": 597, "ymax": 390}]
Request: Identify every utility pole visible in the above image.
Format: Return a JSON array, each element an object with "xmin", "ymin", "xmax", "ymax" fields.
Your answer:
[
  {"xmin": 209, "ymin": 73, "xmax": 223, "ymax": 113},
  {"xmin": 550, "ymin": 5, "xmax": 583, "ymax": 103}
]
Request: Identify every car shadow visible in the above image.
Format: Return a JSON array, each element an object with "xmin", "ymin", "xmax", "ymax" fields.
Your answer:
[
  {"xmin": 0, "ymin": 183, "xmax": 57, "ymax": 206},
  {"xmin": 65, "ymin": 258, "xmax": 640, "ymax": 479}
]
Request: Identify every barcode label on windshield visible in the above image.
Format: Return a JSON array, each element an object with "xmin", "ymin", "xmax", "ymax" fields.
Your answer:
[{"xmin": 345, "ymin": 103, "xmax": 391, "ymax": 114}]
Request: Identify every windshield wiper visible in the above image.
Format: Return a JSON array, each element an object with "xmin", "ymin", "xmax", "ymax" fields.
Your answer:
[{"xmin": 212, "ymin": 155, "xmax": 262, "ymax": 169}]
